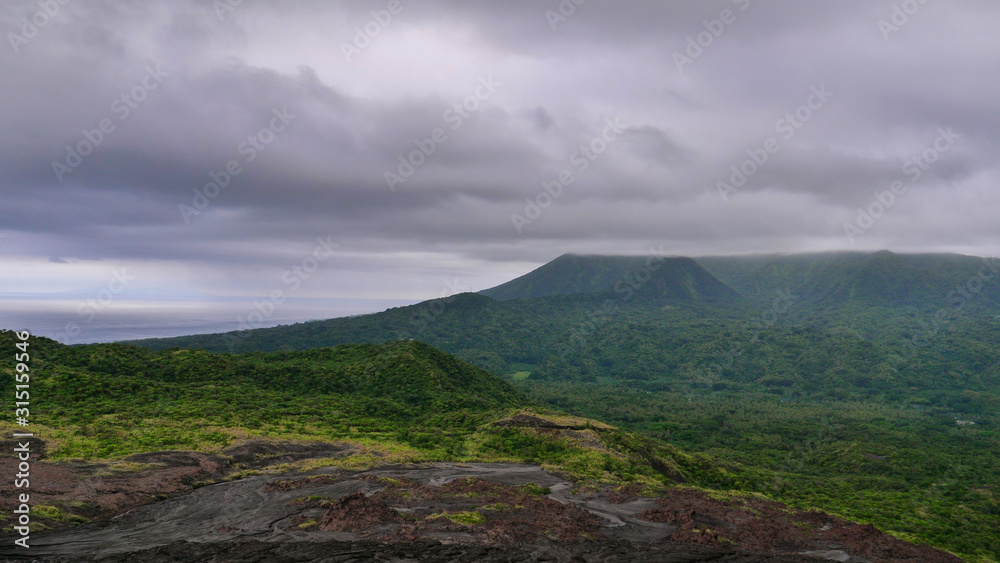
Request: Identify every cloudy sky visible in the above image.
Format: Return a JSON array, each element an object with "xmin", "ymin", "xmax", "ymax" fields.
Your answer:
[{"xmin": 2, "ymin": 0, "xmax": 999, "ymax": 308}]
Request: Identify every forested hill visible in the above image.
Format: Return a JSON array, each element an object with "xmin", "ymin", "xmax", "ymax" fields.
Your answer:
[{"xmin": 0, "ymin": 334, "xmax": 529, "ymax": 433}]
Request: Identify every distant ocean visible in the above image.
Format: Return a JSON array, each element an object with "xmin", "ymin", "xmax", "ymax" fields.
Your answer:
[{"xmin": 0, "ymin": 297, "xmax": 416, "ymax": 344}]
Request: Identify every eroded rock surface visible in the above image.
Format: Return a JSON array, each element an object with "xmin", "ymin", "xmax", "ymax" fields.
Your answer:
[{"xmin": 0, "ymin": 444, "xmax": 960, "ymax": 562}]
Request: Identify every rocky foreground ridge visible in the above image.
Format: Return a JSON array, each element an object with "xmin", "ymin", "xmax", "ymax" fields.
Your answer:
[{"xmin": 0, "ymin": 439, "xmax": 960, "ymax": 562}]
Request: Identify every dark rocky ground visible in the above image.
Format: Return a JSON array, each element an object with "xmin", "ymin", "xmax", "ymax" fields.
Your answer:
[
  {"xmin": 0, "ymin": 441, "xmax": 961, "ymax": 562},
  {"xmin": 43, "ymin": 538, "xmax": 820, "ymax": 562}
]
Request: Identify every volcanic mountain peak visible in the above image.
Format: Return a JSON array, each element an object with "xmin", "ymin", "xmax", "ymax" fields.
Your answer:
[{"xmin": 481, "ymin": 253, "xmax": 739, "ymax": 304}]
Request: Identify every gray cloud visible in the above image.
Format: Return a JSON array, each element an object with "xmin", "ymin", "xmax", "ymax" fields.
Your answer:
[{"xmin": 2, "ymin": 0, "xmax": 998, "ymax": 301}]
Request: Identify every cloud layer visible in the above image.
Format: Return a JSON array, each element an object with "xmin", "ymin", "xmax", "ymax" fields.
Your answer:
[{"xmin": 2, "ymin": 0, "xmax": 998, "ymax": 299}]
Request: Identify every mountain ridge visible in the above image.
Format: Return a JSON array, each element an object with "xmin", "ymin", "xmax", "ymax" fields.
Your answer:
[{"xmin": 696, "ymin": 250, "xmax": 1000, "ymax": 310}]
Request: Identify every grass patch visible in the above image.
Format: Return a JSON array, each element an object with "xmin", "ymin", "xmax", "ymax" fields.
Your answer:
[
  {"xmin": 519, "ymin": 483, "xmax": 551, "ymax": 496},
  {"xmin": 429, "ymin": 510, "xmax": 486, "ymax": 525},
  {"xmin": 30, "ymin": 505, "xmax": 90, "ymax": 525}
]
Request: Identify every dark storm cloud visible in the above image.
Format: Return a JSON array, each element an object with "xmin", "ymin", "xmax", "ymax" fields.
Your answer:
[{"xmin": 2, "ymin": 0, "xmax": 999, "ymax": 298}]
